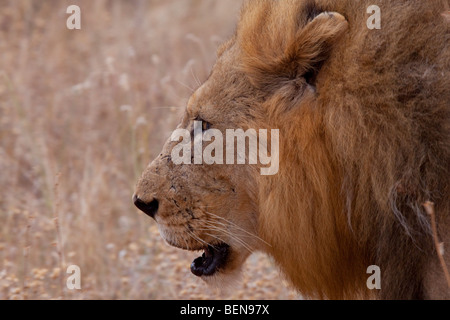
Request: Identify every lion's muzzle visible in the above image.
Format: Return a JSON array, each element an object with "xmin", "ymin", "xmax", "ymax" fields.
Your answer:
[{"xmin": 133, "ymin": 194, "xmax": 159, "ymax": 219}]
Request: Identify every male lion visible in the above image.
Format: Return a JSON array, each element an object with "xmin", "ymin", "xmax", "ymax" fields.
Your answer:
[{"xmin": 134, "ymin": 0, "xmax": 450, "ymax": 299}]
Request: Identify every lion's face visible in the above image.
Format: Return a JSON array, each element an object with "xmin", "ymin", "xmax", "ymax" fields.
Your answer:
[
  {"xmin": 134, "ymin": 2, "xmax": 348, "ymax": 283},
  {"xmin": 134, "ymin": 44, "xmax": 267, "ymax": 280}
]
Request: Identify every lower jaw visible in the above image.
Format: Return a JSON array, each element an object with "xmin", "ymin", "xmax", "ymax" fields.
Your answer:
[{"xmin": 190, "ymin": 243, "xmax": 230, "ymax": 277}]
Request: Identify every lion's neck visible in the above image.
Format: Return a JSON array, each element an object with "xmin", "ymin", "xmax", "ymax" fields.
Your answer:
[{"xmin": 257, "ymin": 110, "xmax": 370, "ymax": 299}]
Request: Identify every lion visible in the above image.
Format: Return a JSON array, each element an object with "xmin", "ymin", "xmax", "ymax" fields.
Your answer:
[{"xmin": 134, "ymin": 0, "xmax": 450, "ymax": 299}]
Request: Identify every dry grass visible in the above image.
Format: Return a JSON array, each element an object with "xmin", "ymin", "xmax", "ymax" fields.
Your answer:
[{"xmin": 0, "ymin": 0, "xmax": 300, "ymax": 300}]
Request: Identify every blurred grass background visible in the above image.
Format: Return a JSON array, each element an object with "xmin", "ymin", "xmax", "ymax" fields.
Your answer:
[{"xmin": 0, "ymin": 0, "xmax": 299, "ymax": 299}]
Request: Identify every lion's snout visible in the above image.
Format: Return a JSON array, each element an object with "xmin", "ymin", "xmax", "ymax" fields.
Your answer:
[
  {"xmin": 133, "ymin": 155, "xmax": 167, "ymax": 220},
  {"xmin": 133, "ymin": 194, "xmax": 159, "ymax": 219}
]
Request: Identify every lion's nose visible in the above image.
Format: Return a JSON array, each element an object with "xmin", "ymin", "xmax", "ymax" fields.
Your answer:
[{"xmin": 133, "ymin": 194, "xmax": 159, "ymax": 219}]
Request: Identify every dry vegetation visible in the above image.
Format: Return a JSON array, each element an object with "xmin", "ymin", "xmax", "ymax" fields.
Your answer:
[{"xmin": 0, "ymin": 0, "xmax": 300, "ymax": 300}]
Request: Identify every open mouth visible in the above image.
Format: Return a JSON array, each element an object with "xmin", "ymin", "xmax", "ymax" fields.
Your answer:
[{"xmin": 190, "ymin": 243, "xmax": 230, "ymax": 277}]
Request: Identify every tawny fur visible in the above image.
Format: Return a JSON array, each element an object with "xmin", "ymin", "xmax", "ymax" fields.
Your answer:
[{"xmin": 135, "ymin": 0, "xmax": 450, "ymax": 299}]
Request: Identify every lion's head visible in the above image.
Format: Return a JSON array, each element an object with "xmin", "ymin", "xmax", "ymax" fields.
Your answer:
[
  {"xmin": 134, "ymin": 0, "xmax": 347, "ymax": 283},
  {"xmin": 134, "ymin": 0, "xmax": 450, "ymax": 299}
]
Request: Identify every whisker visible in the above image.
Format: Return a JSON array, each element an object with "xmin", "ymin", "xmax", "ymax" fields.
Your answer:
[
  {"xmin": 203, "ymin": 216, "xmax": 268, "ymax": 250},
  {"xmin": 199, "ymin": 223, "xmax": 254, "ymax": 253},
  {"xmin": 202, "ymin": 229, "xmax": 253, "ymax": 254},
  {"xmin": 206, "ymin": 224, "xmax": 254, "ymax": 251},
  {"xmin": 205, "ymin": 211, "xmax": 271, "ymax": 247},
  {"xmin": 181, "ymin": 234, "xmax": 190, "ymax": 250},
  {"xmin": 184, "ymin": 228, "xmax": 203, "ymax": 247},
  {"xmin": 176, "ymin": 79, "xmax": 195, "ymax": 92},
  {"xmin": 202, "ymin": 232, "xmax": 241, "ymax": 252},
  {"xmin": 186, "ymin": 229, "xmax": 216, "ymax": 250},
  {"xmin": 190, "ymin": 67, "xmax": 202, "ymax": 87}
]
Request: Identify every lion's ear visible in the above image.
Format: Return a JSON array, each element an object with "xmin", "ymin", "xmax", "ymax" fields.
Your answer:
[
  {"xmin": 239, "ymin": 6, "xmax": 348, "ymax": 91},
  {"xmin": 291, "ymin": 12, "xmax": 348, "ymax": 85}
]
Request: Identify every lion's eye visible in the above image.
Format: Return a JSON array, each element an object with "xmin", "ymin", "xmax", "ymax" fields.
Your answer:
[
  {"xmin": 195, "ymin": 116, "xmax": 212, "ymax": 131},
  {"xmin": 202, "ymin": 121, "xmax": 211, "ymax": 131}
]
